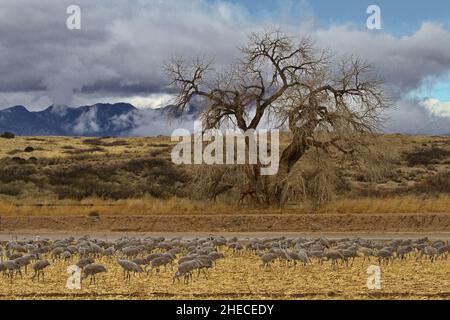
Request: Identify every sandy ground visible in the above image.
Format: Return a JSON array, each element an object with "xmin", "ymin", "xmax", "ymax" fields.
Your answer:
[{"xmin": 1, "ymin": 213, "xmax": 450, "ymax": 234}]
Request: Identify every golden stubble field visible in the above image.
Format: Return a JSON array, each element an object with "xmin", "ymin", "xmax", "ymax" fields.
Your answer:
[{"xmin": 1, "ymin": 251, "xmax": 450, "ymax": 300}]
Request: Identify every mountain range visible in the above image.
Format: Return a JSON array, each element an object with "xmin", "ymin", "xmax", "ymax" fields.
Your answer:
[
  {"xmin": 0, "ymin": 103, "xmax": 200, "ymax": 137},
  {"xmin": 1, "ymin": 103, "xmax": 448, "ymax": 137}
]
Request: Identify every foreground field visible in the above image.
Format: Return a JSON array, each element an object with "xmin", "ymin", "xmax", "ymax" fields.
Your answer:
[{"xmin": 1, "ymin": 235, "xmax": 450, "ymax": 300}]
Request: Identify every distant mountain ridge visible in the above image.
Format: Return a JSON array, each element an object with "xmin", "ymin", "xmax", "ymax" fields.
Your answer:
[
  {"xmin": 0, "ymin": 103, "xmax": 200, "ymax": 137},
  {"xmin": 1, "ymin": 103, "xmax": 448, "ymax": 137}
]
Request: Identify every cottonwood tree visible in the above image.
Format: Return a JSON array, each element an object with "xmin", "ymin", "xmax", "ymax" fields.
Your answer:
[{"xmin": 165, "ymin": 30, "xmax": 388, "ymax": 205}]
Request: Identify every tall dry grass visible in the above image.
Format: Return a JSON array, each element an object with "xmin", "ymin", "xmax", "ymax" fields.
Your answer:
[
  {"xmin": 316, "ymin": 195, "xmax": 450, "ymax": 214},
  {"xmin": 0, "ymin": 195, "xmax": 448, "ymax": 217}
]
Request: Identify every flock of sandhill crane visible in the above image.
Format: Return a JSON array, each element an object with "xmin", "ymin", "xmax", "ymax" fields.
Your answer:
[{"xmin": 0, "ymin": 235, "xmax": 449, "ymax": 285}]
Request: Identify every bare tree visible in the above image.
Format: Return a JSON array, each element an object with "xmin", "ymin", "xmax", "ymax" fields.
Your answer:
[{"xmin": 165, "ymin": 30, "xmax": 389, "ymax": 205}]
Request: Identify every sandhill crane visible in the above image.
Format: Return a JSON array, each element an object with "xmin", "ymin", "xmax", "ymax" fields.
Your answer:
[
  {"xmin": 260, "ymin": 253, "xmax": 279, "ymax": 269},
  {"xmin": 6, "ymin": 252, "xmax": 22, "ymax": 260},
  {"xmin": 148, "ymin": 255, "xmax": 172, "ymax": 273},
  {"xmin": 61, "ymin": 251, "xmax": 72, "ymax": 262},
  {"xmin": 51, "ymin": 247, "xmax": 64, "ymax": 261},
  {"xmin": 396, "ymin": 246, "xmax": 413, "ymax": 260},
  {"xmin": 32, "ymin": 260, "xmax": 50, "ymax": 282},
  {"xmin": 0, "ymin": 262, "xmax": 6, "ymax": 277},
  {"xmin": 437, "ymin": 245, "xmax": 450, "ymax": 260},
  {"xmin": 325, "ymin": 251, "xmax": 345, "ymax": 269},
  {"xmin": 14, "ymin": 255, "xmax": 34, "ymax": 274},
  {"xmin": 76, "ymin": 257, "xmax": 95, "ymax": 269},
  {"xmin": 377, "ymin": 249, "xmax": 393, "ymax": 265},
  {"xmin": 121, "ymin": 247, "xmax": 140, "ymax": 259},
  {"xmin": 417, "ymin": 246, "xmax": 438, "ymax": 263},
  {"xmin": 3, "ymin": 260, "xmax": 21, "ymax": 280},
  {"xmin": 82, "ymin": 264, "xmax": 107, "ymax": 284},
  {"xmin": 208, "ymin": 252, "xmax": 224, "ymax": 266},
  {"xmin": 117, "ymin": 260, "xmax": 143, "ymax": 283},
  {"xmin": 132, "ymin": 258, "xmax": 147, "ymax": 267},
  {"xmin": 340, "ymin": 248, "xmax": 359, "ymax": 267},
  {"xmin": 359, "ymin": 247, "xmax": 373, "ymax": 263},
  {"xmin": 146, "ymin": 253, "xmax": 163, "ymax": 264},
  {"xmin": 104, "ymin": 247, "xmax": 115, "ymax": 259},
  {"xmin": 173, "ymin": 260, "xmax": 199, "ymax": 284},
  {"xmin": 293, "ymin": 250, "xmax": 310, "ymax": 267}
]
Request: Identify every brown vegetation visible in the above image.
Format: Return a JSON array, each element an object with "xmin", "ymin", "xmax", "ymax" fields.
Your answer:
[{"xmin": 0, "ymin": 133, "xmax": 448, "ymax": 219}]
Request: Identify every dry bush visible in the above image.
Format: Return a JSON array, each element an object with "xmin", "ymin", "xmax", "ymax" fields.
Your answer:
[
  {"xmin": 0, "ymin": 154, "xmax": 189, "ymax": 201},
  {"xmin": 414, "ymin": 172, "xmax": 450, "ymax": 194},
  {"xmin": 355, "ymin": 152, "xmax": 398, "ymax": 183},
  {"xmin": 0, "ymin": 131, "xmax": 15, "ymax": 139},
  {"xmin": 83, "ymin": 138, "xmax": 129, "ymax": 147},
  {"xmin": 0, "ymin": 182, "xmax": 23, "ymax": 196},
  {"xmin": 406, "ymin": 148, "xmax": 450, "ymax": 166},
  {"xmin": 63, "ymin": 147, "xmax": 106, "ymax": 154},
  {"xmin": 6, "ymin": 149, "xmax": 22, "ymax": 155},
  {"xmin": 0, "ymin": 159, "xmax": 38, "ymax": 183},
  {"xmin": 280, "ymin": 170, "xmax": 307, "ymax": 205},
  {"xmin": 48, "ymin": 157, "xmax": 189, "ymax": 200},
  {"xmin": 190, "ymin": 165, "xmax": 243, "ymax": 201},
  {"xmin": 306, "ymin": 166, "xmax": 338, "ymax": 208}
]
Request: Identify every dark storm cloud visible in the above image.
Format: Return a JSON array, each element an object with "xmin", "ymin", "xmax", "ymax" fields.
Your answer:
[
  {"xmin": 0, "ymin": 0, "xmax": 449, "ymax": 134},
  {"xmin": 0, "ymin": 0, "xmax": 251, "ymax": 107}
]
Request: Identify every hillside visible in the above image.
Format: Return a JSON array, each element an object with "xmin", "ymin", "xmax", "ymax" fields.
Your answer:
[{"xmin": 0, "ymin": 134, "xmax": 448, "ymax": 216}]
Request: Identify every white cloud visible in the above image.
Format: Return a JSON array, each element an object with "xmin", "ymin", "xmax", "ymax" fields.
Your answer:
[
  {"xmin": 421, "ymin": 98, "xmax": 450, "ymax": 118},
  {"xmin": 127, "ymin": 94, "xmax": 174, "ymax": 109},
  {"xmin": 72, "ymin": 107, "xmax": 101, "ymax": 134}
]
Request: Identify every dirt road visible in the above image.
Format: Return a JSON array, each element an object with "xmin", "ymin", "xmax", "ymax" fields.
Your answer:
[{"xmin": 1, "ymin": 213, "xmax": 450, "ymax": 234}]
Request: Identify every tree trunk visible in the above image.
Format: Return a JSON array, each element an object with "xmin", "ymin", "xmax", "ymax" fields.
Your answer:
[{"xmin": 268, "ymin": 132, "xmax": 310, "ymax": 206}]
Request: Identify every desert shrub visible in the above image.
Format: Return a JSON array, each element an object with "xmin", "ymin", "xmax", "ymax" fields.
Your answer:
[
  {"xmin": 7, "ymin": 149, "xmax": 22, "ymax": 155},
  {"xmin": 355, "ymin": 153, "xmax": 398, "ymax": 183},
  {"xmin": 83, "ymin": 138, "xmax": 103, "ymax": 146},
  {"xmin": 83, "ymin": 138, "xmax": 128, "ymax": 147},
  {"xmin": 0, "ymin": 132, "xmax": 15, "ymax": 139},
  {"xmin": 47, "ymin": 156, "xmax": 188, "ymax": 200},
  {"xmin": 0, "ymin": 161, "xmax": 39, "ymax": 183},
  {"xmin": 55, "ymin": 178, "xmax": 135, "ymax": 200},
  {"xmin": 88, "ymin": 211, "xmax": 100, "ymax": 218},
  {"xmin": 306, "ymin": 167, "xmax": 338, "ymax": 208},
  {"xmin": 0, "ymin": 182, "xmax": 22, "ymax": 196},
  {"xmin": 64, "ymin": 147, "xmax": 106, "ymax": 154},
  {"xmin": 190, "ymin": 165, "xmax": 245, "ymax": 201},
  {"xmin": 11, "ymin": 157, "xmax": 27, "ymax": 164},
  {"xmin": 25, "ymin": 137, "xmax": 46, "ymax": 142},
  {"xmin": 24, "ymin": 146, "xmax": 35, "ymax": 153},
  {"xmin": 414, "ymin": 172, "xmax": 450, "ymax": 194},
  {"xmin": 280, "ymin": 170, "xmax": 307, "ymax": 205},
  {"xmin": 151, "ymin": 143, "xmax": 170, "ymax": 148},
  {"xmin": 406, "ymin": 148, "xmax": 450, "ymax": 166}
]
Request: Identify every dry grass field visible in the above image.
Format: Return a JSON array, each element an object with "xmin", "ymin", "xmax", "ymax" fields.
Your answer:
[
  {"xmin": 0, "ymin": 133, "xmax": 448, "ymax": 231},
  {"xmin": 3, "ymin": 255, "xmax": 450, "ymax": 300},
  {"xmin": 1, "ymin": 236, "xmax": 450, "ymax": 300},
  {"xmin": 0, "ymin": 134, "xmax": 449, "ymax": 300}
]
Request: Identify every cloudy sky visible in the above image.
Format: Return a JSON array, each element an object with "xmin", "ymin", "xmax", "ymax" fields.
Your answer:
[{"xmin": 0, "ymin": 0, "xmax": 449, "ymax": 134}]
